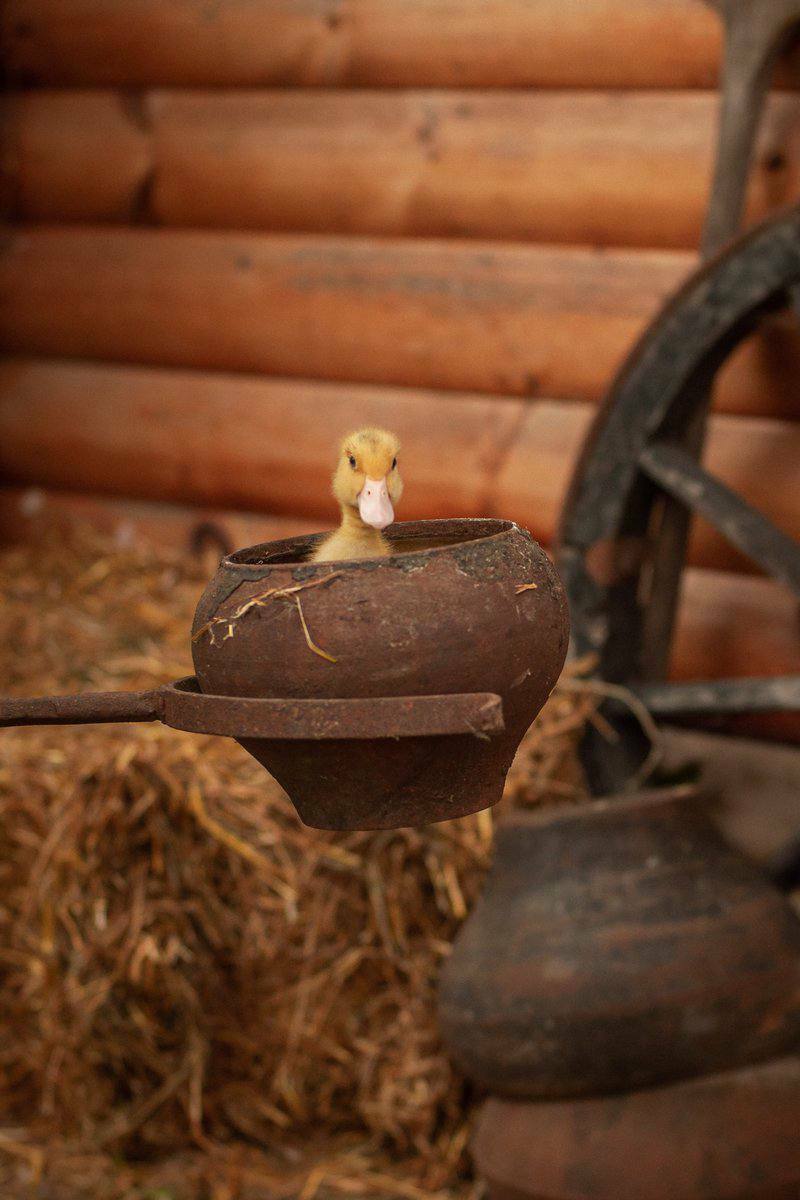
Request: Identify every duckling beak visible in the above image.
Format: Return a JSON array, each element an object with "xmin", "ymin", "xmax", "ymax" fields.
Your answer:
[{"xmin": 358, "ymin": 476, "xmax": 394, "ymax": 530}]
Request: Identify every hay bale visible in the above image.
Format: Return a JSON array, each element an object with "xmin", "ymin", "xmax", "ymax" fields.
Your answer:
[{"xmin": 0, "ymin": 531, "xmax": 587, "ymax": 1196}]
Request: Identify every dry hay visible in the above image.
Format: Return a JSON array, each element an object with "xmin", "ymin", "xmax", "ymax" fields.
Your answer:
[{"xmin": 0, "ymin": 530, "xmax": 591, "ymax": 1198}]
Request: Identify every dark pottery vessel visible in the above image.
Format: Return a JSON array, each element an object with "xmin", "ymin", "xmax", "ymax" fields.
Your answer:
[
  {"xmin": 439, "ymin": 788, "xmax": 800, "ymax": 1095},
  {"xmin": 191, "ymin": 519, "xmax": 568, "ymax": 829},
  {"xmin": 473, "ymin": 1058, "xmax": 800, "ymax": 1200}
]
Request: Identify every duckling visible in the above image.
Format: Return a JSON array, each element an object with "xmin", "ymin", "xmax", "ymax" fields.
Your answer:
[{"xmin": 311, "ymin": 427, "xmax": 403, "ymax": 563}]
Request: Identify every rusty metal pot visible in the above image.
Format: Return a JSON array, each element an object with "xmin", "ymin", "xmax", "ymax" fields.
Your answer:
[
  {"xmin": 439, "ymin": 788, "xmax": 800, "ymax": 1097},
  {"xmin": 473, "ymin": 1057, "xmax": 800, "ymax": 1200},
  {"xmin": 191, "ymin": 519, "xmax": 568, "ymax": 829},
  {"xmin": 0, "ymin": 519, "xmax": 566, "ymax": 832}
]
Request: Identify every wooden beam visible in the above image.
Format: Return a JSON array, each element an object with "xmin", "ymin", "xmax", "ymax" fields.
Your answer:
[
  {"xmin": 4, "ymin": 90, "xmax": 151, "ymax": 222},
  {"xmin": 7, "ymin": 90, "xmax": 800, "ymax": 250},
  {"xmin": 0, "ymin": 226, "xmax": 684, "ymax": 404},
  {"xmin": 0, "ymin": 357, "xmax": 532, "ymax": 525},
  {"xmin": 1, "ymin": 0, "xmax": 726, "ymax": 89},
  {"xmin": 496, "ymin": 399, "xmax": 800, "ymax": 577},
  {"xmin": 0, "ymin": 357, "xmax": 797, "ymax": 576},
  {"xmin": 2, "ymin": 226, "xmax": 798, "ymax": 419},
  {"xmin": 0, "ymin": 485, "xmax": 316, "ymax": 555}
]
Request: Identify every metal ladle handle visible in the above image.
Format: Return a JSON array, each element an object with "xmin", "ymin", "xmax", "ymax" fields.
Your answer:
[
  {"xmin": 0, "ymin": 689, "xmax": 163, "ymax": 727},
  {"xmin": 0, "ymin": 679, "xmax": 505, "ymax": 739}
]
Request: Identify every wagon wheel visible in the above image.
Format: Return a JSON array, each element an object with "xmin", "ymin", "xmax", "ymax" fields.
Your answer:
[{"xmin": 557, "ymin": 205, "xmax": 800, "ymax": 797}]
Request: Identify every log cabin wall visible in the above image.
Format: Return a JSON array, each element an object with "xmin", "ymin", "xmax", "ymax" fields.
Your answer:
[{"xmin": 0, "ymin": 0, "xmax": 799, "ymax": 718}]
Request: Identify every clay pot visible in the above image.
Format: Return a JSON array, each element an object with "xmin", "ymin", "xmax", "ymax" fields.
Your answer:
[
  {"xmin": 473, "ymin": 1058, "xmax": 800, "ymax": 1200},
  {"xmin": 191, "ymin": 519, "xmax": 568, "ymax": 830},
  {"xmin": 439, "ymin": 788, "xmax": 800, "ymax": 1096}
]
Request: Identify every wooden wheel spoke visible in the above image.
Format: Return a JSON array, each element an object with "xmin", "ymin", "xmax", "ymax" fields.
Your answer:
[
  {"xmin": 639, "ymin": 441, "xmax": 800, "ymax": 596},
  {"xmin": 630, "ymin": 676, "xmax": 800, "ymax": 716}
]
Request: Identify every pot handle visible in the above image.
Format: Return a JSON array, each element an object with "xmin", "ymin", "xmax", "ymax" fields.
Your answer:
[{"xmin": 0, "ymin": 689, "xmax": 164, "ymax": 728}]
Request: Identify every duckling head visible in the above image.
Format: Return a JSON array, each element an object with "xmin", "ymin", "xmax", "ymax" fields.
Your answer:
[{"xmin": 333, "ymin": 427, "xmax": 403, "ymax": 531}]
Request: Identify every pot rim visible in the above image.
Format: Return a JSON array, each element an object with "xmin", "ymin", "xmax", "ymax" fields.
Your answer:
[
  {"xmin": 223, "ymin": 517, "xmax": 524, "ymax": 570},
  {"xmin": 499, "ymin": 784, "xmax": 701, "ymax": 831}
]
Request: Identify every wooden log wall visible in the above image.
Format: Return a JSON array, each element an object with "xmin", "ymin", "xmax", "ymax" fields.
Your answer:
[
  {"xmin": 1, "ymin": 0, "xmax": 799, "ymax": 731},
  {"xmin": 6, "ymin": 90, "xmax": 800, "ymax": 249}
]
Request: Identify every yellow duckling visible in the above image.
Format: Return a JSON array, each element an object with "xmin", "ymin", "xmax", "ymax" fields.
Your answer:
[{"xmin": 311, "ymin": 427, "xmax": 403, "ymax": 562}]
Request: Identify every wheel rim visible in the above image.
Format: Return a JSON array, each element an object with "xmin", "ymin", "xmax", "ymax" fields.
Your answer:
[{"xmin": 557, "ymin": 206, "xmax": 800, "ymax": 789}]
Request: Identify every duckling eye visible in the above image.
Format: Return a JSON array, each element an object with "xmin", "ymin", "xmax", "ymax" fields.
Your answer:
[
  {"xmin": 392, "ymin": 457, "xmax": 397, "ymax": 470},
  {"xmin": 348, "ymin": 455, "xmax": 357, "ymax": 469}
]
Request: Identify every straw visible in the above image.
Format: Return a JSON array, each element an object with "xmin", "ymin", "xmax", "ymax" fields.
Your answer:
[{"xmin": 0, "ymin": 528, "xmax": 591, "ymax": 1198}]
